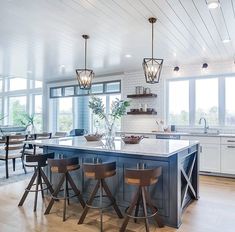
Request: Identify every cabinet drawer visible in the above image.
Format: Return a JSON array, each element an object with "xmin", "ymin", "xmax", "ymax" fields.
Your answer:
[
  {"xmin": 181, "ymin": 136, "xmax": 220, "ymax": 145},
  {"xmin": 221, "ymin": 145, "xmax": 235, "ymax": 174},
  {"xmin": 221, "ymin": 137, "xmax": 235, "ymax": 145}
]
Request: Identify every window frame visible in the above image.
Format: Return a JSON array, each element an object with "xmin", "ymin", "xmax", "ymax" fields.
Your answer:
[{"xmin": 166, "ymin": 74, "xmax": 235, "ymax": 127}]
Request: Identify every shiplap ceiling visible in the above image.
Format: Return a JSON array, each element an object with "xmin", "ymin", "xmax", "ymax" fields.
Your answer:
[{"xmin": 0, "ymin": 0, "xmax": 235, "ymax": 81}]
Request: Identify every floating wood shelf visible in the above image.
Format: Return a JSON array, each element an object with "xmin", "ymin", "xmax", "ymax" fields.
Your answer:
[
  {"xmin": 127, "ymin": 111, "xmax": 157, "ymax": 115},
  {"xmin": 127, "ymin": 93, "xmax": 157, "ymax": 98}
]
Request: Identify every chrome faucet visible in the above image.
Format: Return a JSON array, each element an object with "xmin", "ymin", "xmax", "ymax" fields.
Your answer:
[{"xmin": 199, "ymin": 117, "xmax": 209, "ymax": 134}]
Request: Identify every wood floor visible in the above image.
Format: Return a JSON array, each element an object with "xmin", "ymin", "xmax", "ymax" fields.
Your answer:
[{"xmin": 0, "ymin": 175, "xmax": 235, "ymax": 232}]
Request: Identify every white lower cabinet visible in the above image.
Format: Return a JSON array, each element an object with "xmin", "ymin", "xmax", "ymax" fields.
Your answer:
[
  {"xmin": 221, "ymin": 145, "xmax": 235, "ymax": 174},
  {"xmin": 200, "ymin": 144, "xmax": 220, "ymax": 173},
  {"xmin": 181, "ymin": 136, "xmax": 221, "ymax": 173}
]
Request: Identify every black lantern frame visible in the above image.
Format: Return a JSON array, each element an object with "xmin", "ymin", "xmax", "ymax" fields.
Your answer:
[
  {"xmin": 75, "ymin": 35, "xmax": 94, "ymax": 90},
  {"xmin": 143, "ymin": 17, "xmax": 164, "ymax": 84}
]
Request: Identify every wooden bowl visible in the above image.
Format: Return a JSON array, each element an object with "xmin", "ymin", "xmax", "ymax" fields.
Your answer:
[
  {"xmin": 122, "ymin": 135, "xmax": 143, "ymax": 144},
  {"xmin": 84, "ymin": 134, "xmax": 103, "ymax": 141}
]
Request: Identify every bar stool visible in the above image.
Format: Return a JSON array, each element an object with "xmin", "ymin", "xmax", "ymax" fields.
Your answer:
[
  {"xmin": 120, "ymin": 166, "xmax": 164, "ymax": 232},
  {"xmin": 44, "ymin": 157, "xmax": 85, "ymax": 221},
  {"xmin": 78, "ymin": 161, "xmax": 123, "ymax": 231},
  {"xmin": 18, "ymin": 153, "xmax": 55, "ymax": 212}
]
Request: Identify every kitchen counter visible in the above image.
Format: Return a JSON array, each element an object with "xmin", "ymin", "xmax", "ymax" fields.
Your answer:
[
  {"xmin": 25, "ymin": 136, "xmax": 199, "ymax": 158},
  {"xmin": 26, "ymin": 137, "xmax": 199, "ymax": 228},
  {"xmin": 118, "ymin": 131, "xmax": 235, "ymax": 137}
]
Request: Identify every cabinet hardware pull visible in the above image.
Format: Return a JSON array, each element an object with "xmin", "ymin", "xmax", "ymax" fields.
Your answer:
[
  {"xmin": 227, "ymin": 140, "xmax": 235, "ymax": 142},
  {"xmin": 227, "ymin": 146, "xmax": 235, "ymax": 148}
]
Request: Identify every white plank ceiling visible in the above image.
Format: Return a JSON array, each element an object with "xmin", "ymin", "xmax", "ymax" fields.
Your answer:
[{"xmin": 0, "ymin": 0, "xmax": 235, "ymax": 81}]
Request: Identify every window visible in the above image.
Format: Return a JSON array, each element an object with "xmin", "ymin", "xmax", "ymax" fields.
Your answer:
[
  {"xmin": 168, "ymin": 80, "xmax": 189, "ymax": 125},
  {"xmin": 195, "ymin": 78, "xmax": 218, "ymax": 125},
  {"xmin": 34, "ymin": 95, "xmax": 43, "ymax": 131},
  {"xmin": 91, "ymin": 94, "xmax": 121, "ymax": 133},
  {"xmin": 225, "ymin": 78, "xmax": 235, "ymax": 125},
  {"xmin": 9, "ymin": 78, "xmax": 27, "ymax": 91},
  {"xmin": 50, "ymin": 81, "xmax": 121, "ymax": 98},
  {"xmin": 9, "ymin": 96, "xmax": 27, "ymax": 125},
  {"xmin": 0, "ymin": 79, "xmax": 2, "ymax": 92},
  {"xmin": 57, "ymin": 97, "xmax": 73, "ymax": 132}
]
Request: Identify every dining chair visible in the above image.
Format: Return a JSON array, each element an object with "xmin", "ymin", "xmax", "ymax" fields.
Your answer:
[{"xmin": 0, "ymin": 135, "xmax": 27, "ymax": 178}]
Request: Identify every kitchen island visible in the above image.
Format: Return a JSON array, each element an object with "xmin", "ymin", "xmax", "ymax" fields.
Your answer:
[{"xmin": 26, "ymin": 137, "xmax": 199, "ymax": 228}]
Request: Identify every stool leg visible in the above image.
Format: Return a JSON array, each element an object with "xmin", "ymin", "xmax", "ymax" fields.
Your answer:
[
  {"xmin": 18, "ymin": 171, "xmax": 37, "ymax": 206},
  {"xmin": 100, "ymin": 180, "xmax": 103, "ymax": 232},
  {"xmin": 101, "ymin": 179, "xmax": 123, "ymax": 218},
  {"xmin": 65, "ymin": 178, "xmax": 70, "ymax": 205},
  {"xmin": 12, "ymin": 158, "xmax": 16, "ymax": 171},
  {"xmin": 63, "ymin": 175, "xmax": 67, "ymax": 221},
  {"xmin": 34, "ymin": 168, "xmax": 40, "ymax": 212},
  {"xmin": 134, "ymin": 188, "xmax": 142, "ymax": 223},
  {"xmin": 67, "ymin": 173, "xmax": 85, "ymax": 207},
  {"xmin": 78, "ymin": 180, "xmax": 100, "ymax": 224},
  {"xmin": 141, "ymin": 187, "xmax": 150, "ymax": 232},
  {"xmin": 119, "ymin": 187, "xmax": 140, "ymax": 232},
  {"xmin": 40, "ymin": 168, "xmax": 54, "ymax": 194},
  {"xmin": 143, "ymin": 188, "xmax": 164, "ymax": 228},
  {"xmin": 21, "ymin": 156, "xmax": 27, "ymax": 174},
  {"xmin": 44, "ymin": 174, "xmax": 65, "ymax": 215},
  {"xmin": 38, "ymin": 168, "xmax": 44, "ymax": 199}
]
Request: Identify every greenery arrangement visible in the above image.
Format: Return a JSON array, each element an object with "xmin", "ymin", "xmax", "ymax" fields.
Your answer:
[
  {"xmin": 89, "ymin": 96, "xmax": 130, "ymax": 138},
  {"xmin": 20, "ymin": 113, "xmax": 36, "ymax": 132}
]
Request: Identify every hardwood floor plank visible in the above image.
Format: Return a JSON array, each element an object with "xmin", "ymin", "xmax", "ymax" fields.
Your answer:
[{"xmin": 0, "ymin": 175, "xmax": 235, "ymax": 232}]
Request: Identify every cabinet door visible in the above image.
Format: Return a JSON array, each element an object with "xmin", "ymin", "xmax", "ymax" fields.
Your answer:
[
  {"xmin": 200, "ymin": 144, "xmax": 220, "ymax": 172},
  {"xmin": 221, "ymin": 145, "xmax": 235, "ymax": 174}
]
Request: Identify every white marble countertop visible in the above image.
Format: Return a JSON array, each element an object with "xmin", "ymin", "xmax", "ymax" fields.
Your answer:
[
  {"xmin": 117, "ymin": 131, "xmax": 235, "ymax": 137},
  {"xmin": 25, "ymin": 137, "xmax": 199, "ymax": 158}
]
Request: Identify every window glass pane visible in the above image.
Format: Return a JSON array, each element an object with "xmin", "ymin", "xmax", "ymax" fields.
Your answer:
[
  {"xmin": 9, "ymin": 96, "xmax": 27, "ymax": 125},
  {"xmin": 51, "ymin": 88, "xmax": 62, "ymax": 97},
  {"xmin": 9, "ymin": 78, "xmax": 27, "ymax": 91},
  {"xmin": 0, "ymin": 98, "xmax": 2, "ymax": 125},
  {"xmin": 64, "ymin": 86, "xmax": 75, "ymax": 96},
  {"xmin": 0, "ymin": 80, "xmax": 2, "ymax": 92},
  {"xmin": 35, "ymin": 80, "xmax": 43, "ymax": 88},
  {"xmin": 57, "ymin": 98, "xmax": 73, "ymax": 132},
  {"xmin": 168, "ymin": 81, "xmax": 189, "ymax": 125},
  {"xmin": 225, "ymin": 78, "xmax": 235, "ymax": 125},
  {"xmin": 105, "ymin": 82, "xmax": 120, "ymax": 93},
  {"xmin": 76, "ymin": 87, "xmax": 89, "ymax": 95},
  {"xmin": 91, "ymin": 83, "xmax": 103, "ymax": 94},
  {"xmin": 195, "ymin": 78, "xmax": 218, "ymax": 125},
  {"xmin": 34, "ymin": 95, "xmax": 42, "ymax": 131}
]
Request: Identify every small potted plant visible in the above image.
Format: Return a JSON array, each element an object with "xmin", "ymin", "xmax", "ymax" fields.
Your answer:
[{"xmin": 89, "ymin": 96, "xmax": 130, "ymax": 141}]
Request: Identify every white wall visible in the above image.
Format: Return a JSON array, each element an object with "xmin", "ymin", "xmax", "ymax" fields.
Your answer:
[{"xmin": 44, "ymin": 60, "xmax": 235, "ymax": 133}]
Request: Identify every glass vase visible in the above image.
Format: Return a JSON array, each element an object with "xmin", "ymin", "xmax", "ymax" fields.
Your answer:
[{"xmin": 105, "ymin": 121, "xmax": 115, "ymax": 142}]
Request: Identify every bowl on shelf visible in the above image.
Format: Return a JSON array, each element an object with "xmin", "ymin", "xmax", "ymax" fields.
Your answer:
[
  {"xmin": 121, "ymin": 135, "xmax": 143, "ymax": 144},
  {"xmin": 84, "ymin": 134, "xmax": 103, "ymax": 141}
]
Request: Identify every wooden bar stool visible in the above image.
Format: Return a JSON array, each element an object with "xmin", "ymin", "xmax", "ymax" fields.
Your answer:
[
  {"xmin": 78, "ymin": 161, "xmax": 123, "ymax": 231},
  {"xmin": 44, "ymin": 157, "xmax": 85, "ymax": 221},
  {"xmin": 120, "ymin": 166, "xmax": 164, "ymax": 232},
  {"xmin": 18, "ymin": 153, "xmax": 55, "ymax": 212}
]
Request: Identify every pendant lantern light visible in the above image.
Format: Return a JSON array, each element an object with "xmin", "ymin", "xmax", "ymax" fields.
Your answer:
[
  {"xmin": 76, "ymin": 35, "xmax": 94, "ymax": 90},
  {"xmin": 143, "ymin": 17, "xmax": 163, "ymax": 84}
]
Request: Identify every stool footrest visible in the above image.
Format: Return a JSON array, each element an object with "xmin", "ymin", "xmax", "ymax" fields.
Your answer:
[
  {"xmin": 25, "ymin": 183, "xmax": 53, "ymax": 193},
  {"xmin": 125, "ymin": 205, "xmax": 158, "ymax": 219},
  {"xmin": 85, "ymin": 195, "xmax": 114, "ymax": 209},
  {"xmin": 52, "ymin": 194, "xmax": 77, "ymax": 201}
]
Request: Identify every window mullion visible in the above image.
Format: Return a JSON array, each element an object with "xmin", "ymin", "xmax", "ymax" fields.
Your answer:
[
  {"xmin": 189, "ymin": 79, "xmax": 195, "ymax": 126},
  {"xmin": 219, "ymin": 76, "xmax": 225, "ymax": 126}
]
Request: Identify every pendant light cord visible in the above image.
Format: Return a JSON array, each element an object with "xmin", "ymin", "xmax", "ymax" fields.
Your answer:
[
  {"xmin": 152, "ymin": 21, "xmax": 154, "ymax": 60},
  {"xmin": 84, "ymin": 38, "xmax": 87, "ymax": 70}
]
